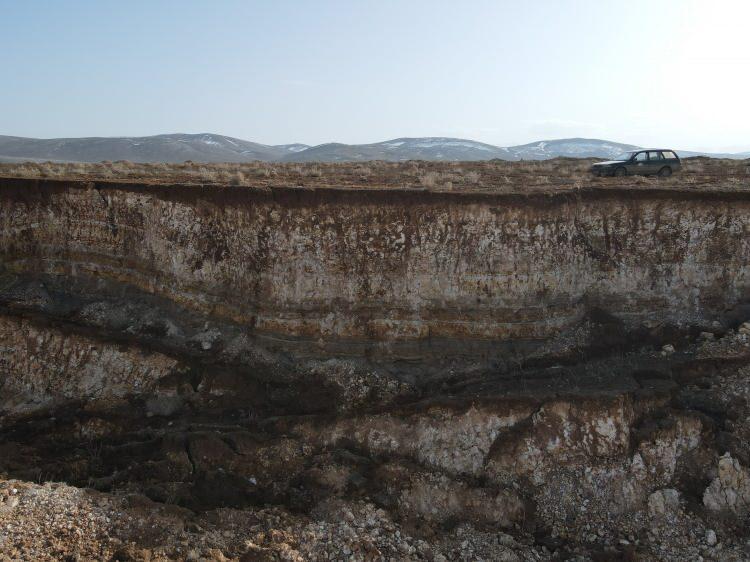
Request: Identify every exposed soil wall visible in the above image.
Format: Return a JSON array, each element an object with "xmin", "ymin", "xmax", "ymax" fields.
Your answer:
[
  {"xmin": 2, "ymin": 178, "xmax": 750, "ymax": 353},
  {"xmin": 2, "ymin": 178, "xmax": 750, "ymax": 560}
]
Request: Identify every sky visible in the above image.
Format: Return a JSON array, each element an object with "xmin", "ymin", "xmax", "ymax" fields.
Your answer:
[{"xmin": 1, "ymin": 0, "xmax": 749, "ymax": 152}]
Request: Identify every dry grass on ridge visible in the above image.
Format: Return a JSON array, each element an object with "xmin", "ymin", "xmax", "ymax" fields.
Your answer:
[{"xmin": 0, "ymin": 157, "xmax": 748, "ymax": 193}]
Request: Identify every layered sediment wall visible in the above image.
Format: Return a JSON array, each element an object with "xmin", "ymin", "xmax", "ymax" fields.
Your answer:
[
  {"xmin": 1, "ymin": 178, "xmax": 749, "ymax": 351},
  {"xmin": 3, "ymin": 177, "xmax": 750, "ymax": 560}
]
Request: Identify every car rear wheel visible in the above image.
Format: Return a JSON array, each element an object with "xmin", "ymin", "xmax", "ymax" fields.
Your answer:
[
  {"xmin": 614, "ymin": 167, "xmax": 627, "ymax": 177},
  {"xmin": 658, "ymin": 166, "xmax": 672, "ymax": 177}
]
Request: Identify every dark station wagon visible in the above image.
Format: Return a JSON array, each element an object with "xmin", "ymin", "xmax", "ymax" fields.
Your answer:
[{"xmin": 590, "ymin": 149, "xmax": 681, "ymax": 177}]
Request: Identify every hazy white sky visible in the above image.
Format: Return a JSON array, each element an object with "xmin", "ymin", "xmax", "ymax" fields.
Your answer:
[{"xmin": 2, "ymin": 0, "xmax": 748, "ymax": 151}]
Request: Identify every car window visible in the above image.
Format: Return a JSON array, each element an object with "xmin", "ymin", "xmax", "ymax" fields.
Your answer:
[
  {"xmin": 648, "ymin": 151, "xmax": 663, "ymax": 160},
  {"xmin": 635, "ymin": 152, "xmax": 647, "ymax": 161},
  {"xmin": 661, "ymin": 151, "xmax": 677, "ymax": 159}
]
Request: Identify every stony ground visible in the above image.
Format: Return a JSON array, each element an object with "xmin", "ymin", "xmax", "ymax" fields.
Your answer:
[{"xmin": 0, "ymin": 484, "xmax": 548, "ymax": 561}]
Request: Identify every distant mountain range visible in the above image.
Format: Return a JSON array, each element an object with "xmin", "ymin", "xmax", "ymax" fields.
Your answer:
[{"xmin": 0, "ymin": 133, "xmax": 747, "ymax": 163}]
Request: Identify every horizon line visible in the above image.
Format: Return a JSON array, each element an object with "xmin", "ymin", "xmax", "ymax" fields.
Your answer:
[{"xmin": 1, "ymin": 132, "xmax": 748, "ymax": 155}]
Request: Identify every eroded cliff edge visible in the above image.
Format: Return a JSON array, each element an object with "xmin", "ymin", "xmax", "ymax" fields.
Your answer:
[
  {"xmin": 2, "ymin": 179, "xmax": 750, "ymax": 351},
  {"xmin": 1, "ymin": 178, "xmax": 750, "ymax": 561}
]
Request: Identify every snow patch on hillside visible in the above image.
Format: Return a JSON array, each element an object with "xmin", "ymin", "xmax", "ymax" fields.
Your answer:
[{"xmin": 411, "ymin": 140, "xmax": 494, "ymax": 151}]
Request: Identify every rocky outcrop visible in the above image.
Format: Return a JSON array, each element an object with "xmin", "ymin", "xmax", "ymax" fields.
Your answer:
[
  {"xmin": 0, "ymin": 315, "xmax": 180, "ymax": 418},
  {"xmin": 703, "ymin": 453, "xmax": 750, "ymax": 515}
]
